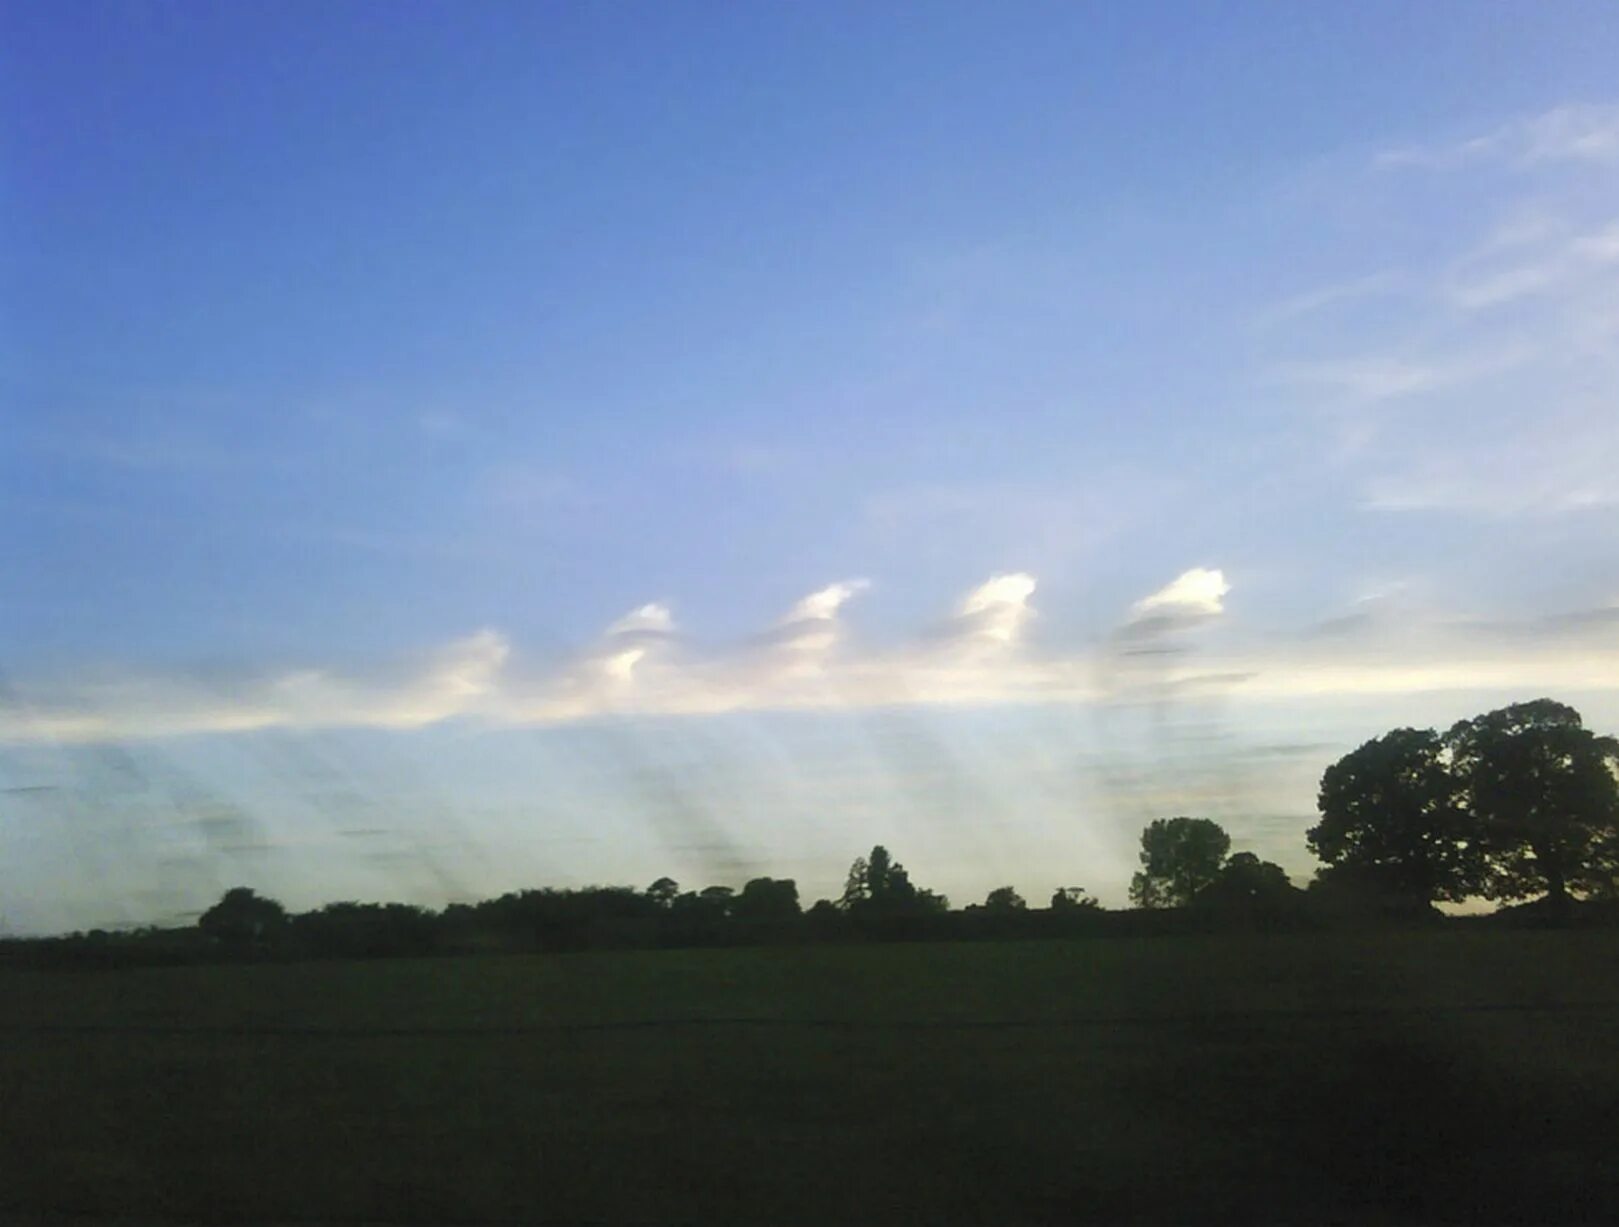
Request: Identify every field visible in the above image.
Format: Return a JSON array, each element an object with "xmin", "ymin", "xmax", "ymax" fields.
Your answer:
[{"xmin": 3, "ymin": 930, "xmax": 1618, "ymax": 1224}]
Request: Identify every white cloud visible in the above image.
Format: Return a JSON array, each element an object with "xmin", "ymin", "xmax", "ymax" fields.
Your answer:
[
  {"xmin": 554, "ymin": 602, "xmax": 681, "ymax": 700},
  {"xmin": 1518, "ymin": 104, "xmax": 1619, "ymax": 165},
  {"xmin": 10, "ymin": 559, "xmax": 1619, "ymax": 747},
  {"xmin": 265, "ymin": 629, "xmax": 510, "ymax": 726},
  {"xmin": 955, "ymin": 573, "xmax": 1037, "ymax": 646},
  {"xmin": 1377, "ymin": 103, "xmax": 1619, "ymax": 170},
  {"xmin": 1099, "ymin": 569, "xmax": 1235, "ymax": 700},
  {"xmin": 608, "ymin": 603, "xmax": 674, "ymax": 636},
  {"xmin": 0, "ymin": 631, "xmax": 511, "ymax": 743},
  {"xmin": 600, "ymin": 647, "xmax": 646, "ymax": 682},
  {"xmin": 8, "ymin": 580, "xmax": 1619, "ymax": 746},
  {"xmin": 785, "ymin": 579, "xmax": 869, "ymax": 624},
  {"xmin": 772, "ymin": 580, "xmax": 869, "ymax": 661},
  {"xmin": 1221, "ymin": 646, "xmax": 1619, "ymax": 701},
  {"xmin": 0, "ymin": 576, "xmax": 1058, "ymax": 743},
  {"xmin": 1131, "ymin": 568, "xmax": 1229, "ymax": 619},
  {"xmin": 1444, "ymin": 216, "xmax": 1619, "ymax": 310}
]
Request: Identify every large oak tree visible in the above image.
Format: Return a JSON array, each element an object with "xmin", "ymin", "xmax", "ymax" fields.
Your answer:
[
  {"xmin": 1446, "ymin": 699, "xmax": 1619, "ymax": 905},
  {"xmin": 1309, "ymin": 727, "xmax": 1485, "ymax": 905}
]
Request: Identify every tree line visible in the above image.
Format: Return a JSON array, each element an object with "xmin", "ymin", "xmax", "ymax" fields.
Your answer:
[
  {"xmin": 5, "ymin": 697, "xmax": 1615, "ymax": 969},
  {"xmin": 1126, "ymin": 698, "xmax": 1618, "ymax": 919}
]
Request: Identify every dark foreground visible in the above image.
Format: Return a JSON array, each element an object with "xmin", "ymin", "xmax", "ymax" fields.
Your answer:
[{"xmin": 3, "ymin": 930, "xmax": 1617, "ymax": 1224}]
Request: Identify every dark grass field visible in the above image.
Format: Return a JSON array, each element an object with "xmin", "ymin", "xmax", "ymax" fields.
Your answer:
[{"xmin": 4, "ymin": 930, "xmax": 1618, "ymax": 1224}]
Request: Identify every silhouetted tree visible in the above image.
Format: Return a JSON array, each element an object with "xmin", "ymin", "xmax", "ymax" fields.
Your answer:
[
  {"xmin": 1447, "ymin": 699, "xmax": 1619, "ymax": 907},
  {"xmin": 1585, "ymin": 831, "xmax": 1619, "ymax": 902},
  {"xmin": 733, "ymin": 877, "xmax": 801, "ymax": 924},
  {"xmin": 804, "ymin": 898, "xmax": 849, "ymax": 940},
  {"xmin": 839, "ymin": 846, "xmax": 948, "ymax": 933},
  {"xmin": 698, "ymin": 885, "xmax": 736, "ymax": 911},
  {"xmin": 664, "ymin": 885, "xmax": 735, "ymax": 944},
  {"xmin": 1194, "ymin": 852, "xmax": 1299, "ymax": 913},
  {"xmin": 645, "ymin": 877, "xmax": 680, "ymax": 908},
  {"xmin": 198, "ymin": 887, "xmax": 287, "ymax": 952},
  {"xmin": 1309, "ymin": 727, "xmax": 1485, "ymax": 906},
  {"xmin": 462, "ymin": 886, "xmax": 661, "ymax": 952},
  {"xmin": 983, "ymin": 886, "xmax": 1026, "ymax": 912},
  {"xmin": 293, "ymin": 901, "xmax": 437, "ymax": 958},
  {"xmin": 841, "ymin": 846, "xmax": 918, "ymax": 909},
  {"xmin": 845, "ymin": 846, "xmax": 919, "ymax": 907},
  {"xmin": 1049, "ymin": 887, "xmax": 1100, "ymax": 911},
  {"xmin": 839, "ymin": 856, "xmax": 870, "ymax": 908},
  {"xmin": 1128, "ymin": 817, "xmax": 1230, "ymax": 908}
]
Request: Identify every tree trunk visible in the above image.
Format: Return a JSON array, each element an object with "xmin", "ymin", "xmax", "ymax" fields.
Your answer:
[{"xmin": 1542, "ymin": 860, "xmax": 1573, "ymax": 921}]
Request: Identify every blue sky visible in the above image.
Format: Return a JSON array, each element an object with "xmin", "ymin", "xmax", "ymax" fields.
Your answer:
[{"xmin": 5, "ymin": 3, "xmax": 1619, "ymax": 931}]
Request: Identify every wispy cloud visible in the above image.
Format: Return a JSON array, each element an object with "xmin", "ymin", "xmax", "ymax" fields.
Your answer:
[
  {"xmin": 1251, "ymin": 272, "xmax": 1407, "ymax": 329},
  {"xmin": 951, "ymin": 573, "xmax": 1037, "ymax": 649},
  {"xmin": 1361, "ymin": 400, "xmax": 1619, "ymax": 515},
  {"xmin": 1, "ymin": 631, "xmax": 511, "ymax": 743},
  {"xmin": 1376, "ymin": 102, "xmax": 1619, "ymax": 170},
  {"xmin": 1265, "ymin": 101, "xmax": 1619, "ymax": 516},
  {"xmin": 1443, "ymin": 216, "xmax": 1619, "ymax": 310},
  {"xmin": 1268, "ymin": 347, "xmax": 1536, "ymax": 402},
  {"xmin": 11, "ymin": 567, "xmax": 1618, "ymax": 745},
  {"xmin": 0, "ymin": 573, "xmax": 1053, "ymax": 743},
  {"xmin": 773, "ymin": 580, "xmax": 870, "ymax": 659}
]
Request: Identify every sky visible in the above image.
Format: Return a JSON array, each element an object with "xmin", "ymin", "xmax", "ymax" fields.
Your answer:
[{"xmin": 5, "ymin": 2, "xmax": 1619, "ymax": 933}]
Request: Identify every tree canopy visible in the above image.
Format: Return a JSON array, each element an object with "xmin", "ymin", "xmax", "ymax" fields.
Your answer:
[
  {"xmin": 1128, "ymin": 817, "xmax": 1231, "ymax": 908},
  {"xmin": 1309, "ymin": 727, "xmax": 1485, "ymax": 905},
  {"xmin": 198, "ymin": 887, "xmax": 287, "ymax": 950},
  {"xmin": 837, "ymin": 846, "xmax": 950, "ymax": 932},
  {"xmin": 1447, "ymin": 699, "xmax": 1619, "ymax": 905},
  {"xmin": 733, "ymin": 877, "xmax": 801, "ymax": 924},
  {"xmin": 982, "ymin": 886, "xmax": 1027, "ymax": 913},
  {"xmin": 1049, "ymin": 887, "xmax": 1099, "ymax": 911},
  {"xmin": 839, "ymin": 845, "xmax": 947, "ymax": 915},
  {"xmin": 1192, "ymin": 852, "xmax": 1300, "ymax": 915}
]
